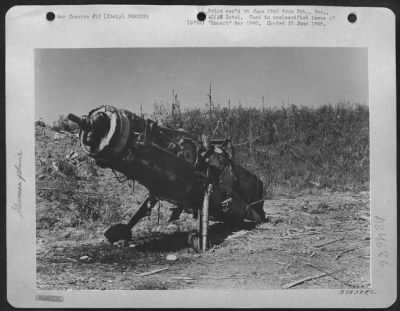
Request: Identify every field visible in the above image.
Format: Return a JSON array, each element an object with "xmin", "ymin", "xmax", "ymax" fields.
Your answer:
[{"xmin": 36, "ymin": 103, "xmax": 370, "ymax": 290}]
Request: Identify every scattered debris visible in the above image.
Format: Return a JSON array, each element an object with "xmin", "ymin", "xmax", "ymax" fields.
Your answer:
[
  {"xmin": 309, "ymin": 181, "xmax": 321, "ymax": 188},
  {"xmin": 312, "ymin": 237, "xmax": 344, "ymax": 248},
  {"xmin": 113, "ymin": 240, "xmax": 129, "ymax": 248},
  {"xmin": 170, "ymin": 276, "xmax": 194, "ymax": 280},
  {"xmin": 304, "ymin": 263, "xmax": 353, "ymax": 287},
  {"xmin": 166, "ymin": 254, "xmax": 177, "ymax": 261},
  {"xmin": 199, "ymin": 274, "xmax": 243, "ymax": 279},
  {"xmin": 282, "ymin": 272, "xmax": 328, "ymax": 289},
  {"xmin": 137, "ymin": 268, "xmax": 169, "ymax": 277},
  {"xmin": 335, "ymin": 247, "xmax": 358, "ymax": 260}
]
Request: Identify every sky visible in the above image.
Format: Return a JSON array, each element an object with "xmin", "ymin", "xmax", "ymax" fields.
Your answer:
[{"xmin": 35, "ymin": 47, "xmax": 368, "ymax": 123}]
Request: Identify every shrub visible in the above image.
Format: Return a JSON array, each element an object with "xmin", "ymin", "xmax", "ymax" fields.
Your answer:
[{"xmin": 180, "ymin": 102, "xmax": 369, "ymax": 192}]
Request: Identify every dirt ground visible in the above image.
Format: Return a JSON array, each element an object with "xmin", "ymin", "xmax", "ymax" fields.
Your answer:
[{"xmin": 37, "ymin": 189, "xmax": 370, "ymax": 290}]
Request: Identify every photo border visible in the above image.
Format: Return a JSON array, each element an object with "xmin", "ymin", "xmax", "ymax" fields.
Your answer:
[{"xmin": 5, "ymin": 4, "xmax": 397, "ymax": 308}]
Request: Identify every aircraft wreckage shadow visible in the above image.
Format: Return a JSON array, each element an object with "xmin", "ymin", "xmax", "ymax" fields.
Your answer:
[
  {"xmin": 135, "ymin": 221, "xmax": 258, "ymax": 252},
  {"xmin": 46, "ymin": 222, "xmax": 260, "ymax": 265}
]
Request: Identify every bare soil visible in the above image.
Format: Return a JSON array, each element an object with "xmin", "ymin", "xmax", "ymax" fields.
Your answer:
[{"xmin": 37, "ymin": 190, "xmax": 370, "ymax": 290}]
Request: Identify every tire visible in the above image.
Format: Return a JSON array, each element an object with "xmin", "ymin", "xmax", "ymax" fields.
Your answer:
[
  {"xmin": 104, "ymin": 224, "xmax": 132, "ymax": 243},
  {"xmin": 246, "ymin": 206, "xmax": 265, "ymax": 224}
]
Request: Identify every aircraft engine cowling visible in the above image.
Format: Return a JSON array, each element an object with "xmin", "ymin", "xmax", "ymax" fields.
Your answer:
[{"xmin": 69, "ymin": 105, "xmax": 133, "ymax": 160}]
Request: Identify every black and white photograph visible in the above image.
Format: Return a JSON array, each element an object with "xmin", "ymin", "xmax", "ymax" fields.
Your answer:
[
  {"xmin": 6, "ymin": 5, "xmax": 396, "ymax": 308},
  {"xmin": 34, "ymin": 47, "xmax": 370, "ymax": 290}
]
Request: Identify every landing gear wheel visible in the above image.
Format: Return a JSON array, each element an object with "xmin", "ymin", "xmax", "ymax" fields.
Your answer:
[
  {"xmin": 246, "ymin": 207, "xmax": 265, "ymax": 224},
  {"xmin": 104, "ymin": 224, "xmax": 132, "ymax": 243}
]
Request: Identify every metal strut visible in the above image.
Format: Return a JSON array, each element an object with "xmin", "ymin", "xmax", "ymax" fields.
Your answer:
[
  {"xmin": 199, "ymin": 184, "xmax": 212, "ymax": 252},
  {"xmin": 127, "ymin": 195, "xmax": 158, "ymax": 229},
  {"xmin": 104, "ymin": 195, "xmax": 158, "ymax": 243}
]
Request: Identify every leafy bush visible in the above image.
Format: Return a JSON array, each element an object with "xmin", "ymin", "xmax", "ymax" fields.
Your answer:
[{"xmin": 180, "ymin": 102, "xmax": 369, "ymax": 192}]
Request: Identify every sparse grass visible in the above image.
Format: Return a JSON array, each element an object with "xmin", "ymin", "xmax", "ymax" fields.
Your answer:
[{"xmin": 181, "ymin": 102, "xmax": 369, "ymax": 194}]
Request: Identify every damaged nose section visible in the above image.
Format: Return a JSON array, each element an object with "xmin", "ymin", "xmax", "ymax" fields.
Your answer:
[{"xmin": 68, "ymin": 106, "xmax": 131, "ymax": 160}]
